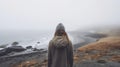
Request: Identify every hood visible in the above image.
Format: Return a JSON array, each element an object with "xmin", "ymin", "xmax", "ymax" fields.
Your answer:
[{"xmin": 56, "ymin": 23, "xmax": 65, "ymax": 32}]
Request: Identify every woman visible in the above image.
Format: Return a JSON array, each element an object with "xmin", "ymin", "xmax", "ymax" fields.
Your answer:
[{"xmin": 48, "ymin": 23, "xmax": 73, "ymax": 67}]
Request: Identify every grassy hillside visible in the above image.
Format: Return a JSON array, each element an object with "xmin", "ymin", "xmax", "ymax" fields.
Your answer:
[{"xmin": 75, "ymin": 37, "xmax": 120, "ymax": 63}]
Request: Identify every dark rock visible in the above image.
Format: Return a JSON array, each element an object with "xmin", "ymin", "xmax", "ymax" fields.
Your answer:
[
  {"xmin": 37, "ymin": 42, "xmax": 40, "ymax": 44},
  {"xmin": 42, "ymin": 50, "xmax": 47, "ymax": 53},
  {"xmin": 39, "ymin": 49, "xmax": 44, "ymax": 51},
  {"xmin": 32, "ymin": 48, "xmax": 39, "ymax": 51},
  {"xmin": 0, "ymin": 46, "xmax": 26, "ymax": 56},
  {"xmin": 7, "ymin": 46, "xmax": 26, "ymax": 52},
  {"xmin": 0, "ymin": 49, "xmax": 8, "ymax": 56},
  {"xmin": 12, "ymin": 42, "xmax": 19, "ymax": 46},
  {"xmin": 86, "ymin": 50, "xmax": 99, "ymax": 54},
  {"xmin": 26, "ymin": 46, "xmax": 32, "ymax": 49},
  {"xmin": 97, "ymin": 59, "xmax": 107, "ymax": 64}
]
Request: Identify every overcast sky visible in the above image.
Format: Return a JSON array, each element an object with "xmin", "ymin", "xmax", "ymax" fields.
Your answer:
[{"xmin": 0, "ymin": 0, "xmax": 120, "ymax": 31}]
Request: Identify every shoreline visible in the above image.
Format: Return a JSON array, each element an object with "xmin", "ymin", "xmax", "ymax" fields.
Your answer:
[
  {"xmin": 0, "ymin": 32, "xmax": 120, "ymax": 67},
  {"xmin": 0, "ymin": 36, "xmax": 97, "ymax": 67}
]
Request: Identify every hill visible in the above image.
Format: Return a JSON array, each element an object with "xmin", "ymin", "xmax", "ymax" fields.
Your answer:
[{"xmin": 75, "ymin": 37, "xmax": 120, "ymax": 63}]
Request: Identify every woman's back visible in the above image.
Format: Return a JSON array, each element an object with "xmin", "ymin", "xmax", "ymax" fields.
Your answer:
[{"xmin": 48, "ymin": 23, "xmax": 73, "ymax": 67}]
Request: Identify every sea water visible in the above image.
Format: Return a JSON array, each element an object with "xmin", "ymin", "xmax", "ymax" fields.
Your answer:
[{"xmin": 0, "ymin": 30, "xmax": 75, "ymax": 50}]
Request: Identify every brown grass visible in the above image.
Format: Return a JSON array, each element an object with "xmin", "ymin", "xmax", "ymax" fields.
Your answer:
[
  {"xmin": 78, "ymin": 37, "xmax": 120, "ymax": 52},
  {"xmin": 76, "ymin": 37, "xmax": 120, "ymax": 63}
]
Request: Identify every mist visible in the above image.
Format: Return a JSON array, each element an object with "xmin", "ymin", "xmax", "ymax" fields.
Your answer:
[{"xmin": 0, "ymin": 0, "xmax": 120, "ymax": 31}]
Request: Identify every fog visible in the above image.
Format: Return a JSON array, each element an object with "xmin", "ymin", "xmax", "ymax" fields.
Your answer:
[{"xmin": 0, "ymin": 0, "xmax": 120, "ymax": 31}]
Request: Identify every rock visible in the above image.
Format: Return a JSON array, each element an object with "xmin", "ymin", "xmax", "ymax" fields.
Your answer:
[
  {"xmin": 39, "ymin": 49, "xmax": 45, "ymax": 51},
  {"xmin": 32, "ymin": 48, "xmax": 39, "ymax": 51},
  {"xmin": 7, "ymin": 46, "xmax": 26, "ymax": 52},
  {"xmin": 0, "ymin": 46, "xmax": 26, "ymax": 56},
  {"xmin": 97, "ymin": 59, "xmax": 107, "ymax": 64},
  {"xmin": 26, "ymin": 46, "xmax": 32, "ymax": 49},
  {"xmin": 0, "ymin": 49, "xmax": 8, "ymax": 56},
  {"xmin": 37, "ymin": 42, "xmax": 40, "ymax": 44},
  {"xmin": 86, "ymin": 50, "xmax": 100, "ymax": 54},
  {"xmin": 12, "ymin": 42, "xmax": 19, "ymax": 46}
]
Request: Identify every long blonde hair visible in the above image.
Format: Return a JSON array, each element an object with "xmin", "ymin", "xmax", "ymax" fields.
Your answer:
[{"xmin": 54, "ymin": 30, "xmax": 70, "ymax": 43}]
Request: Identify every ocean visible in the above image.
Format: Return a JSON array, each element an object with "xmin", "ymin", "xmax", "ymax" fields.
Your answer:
[
  {"xmin": 0, "ymin": 30, "xmax": 75, "ymax": 49},
  {"xmin": 0, "ymin": 30, "xmax": 97, "ymax": 50}
]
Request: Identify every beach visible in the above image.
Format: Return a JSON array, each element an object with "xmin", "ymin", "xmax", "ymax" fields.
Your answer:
[{"xmin": 0, "ymin": 28, "xmax": 120, "ymax": 67}]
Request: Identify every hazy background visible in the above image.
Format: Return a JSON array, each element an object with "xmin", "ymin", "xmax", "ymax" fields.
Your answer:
[{"xmin": 0, "ymin": 0, "xmax": 120, "ymax": 31}]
